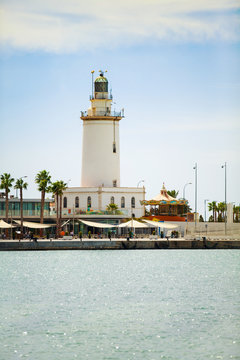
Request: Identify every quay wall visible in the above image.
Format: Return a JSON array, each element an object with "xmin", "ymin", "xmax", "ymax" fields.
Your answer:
[{"xmin": 0, "ymin": 239, "xmax": 240, "ymax": 251}]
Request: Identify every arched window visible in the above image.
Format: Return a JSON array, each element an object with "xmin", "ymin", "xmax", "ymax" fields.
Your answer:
[
  {"xmin": 110, "ymin": 196, "xmax": 114, "ymax": 204},
  {"xmin": 121, "ymin": 197, "xmax": 125, "ymax": 208},
  {"xmin": 131, "ymin": 197, "xmax": 135, "ymax": 208},
  {"xmin": 63, "ymin": 197, "xmax": 67, "ymax": 208},
  {"xmin": 87, "ymin": 196, "xmax": 91, "ymax": 208},
  {"xmin": 75, "ymin": 196, "xmax": 79, "ymax": 208}
]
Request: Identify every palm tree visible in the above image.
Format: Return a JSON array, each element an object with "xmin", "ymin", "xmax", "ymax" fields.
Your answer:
[
  {"xmin": 35, "ymin": 170, "xmax": 51, "ymax": 236},
  {"xmin": 58, "ymin": 180, "xmax": 67, "ymax": 230},
  {"xmin": 50, "ymin": 180, "xmax": 67, "ymax": 238},
  {"xmin": 233, "ymin": 205, "xmax": 240, "ymax": 222},
  {"xmin": 50, "ymin": 181, "xmax": 61, "ymax": 238},
  {"xmin": 217, "ymin": 202, "xmax": 226, "ymax": 222},
  {"xmin": 208, "ymin": 201, "xmax": 217, "ymax": 222},
  {"xmin": 14, "ymin": 178, "xmax": 28, "ymax": 236},
  {"xmin": 167, "ymin": 190, "xmax": 179, "ymax": 198},
  {"xmin": 106, "ymin": 203, "xmax": 119, "ymax": 214},
  {"xmin": 0, "ymin": 173, "xmax": 15, "ymax": 238}
]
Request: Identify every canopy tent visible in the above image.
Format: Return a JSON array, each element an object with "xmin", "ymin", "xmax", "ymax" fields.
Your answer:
[
  {"xmin": 14, "ymin": 220, "xmax": 56, "ymax": 229},
  {"xmin": 79, "ymin": 220, "xmax": 117, "ymax": 228},
  {"xmin": 0, "ymin": 219, "xmax": 16, "ymax": 228},
  {"xmin": 142, "ymin": 219, "xmax": 179, "ymax": 229},
  {"xmin": 118, "ymin": 219, "xmax": 148, "ymax": 228},
  {"xmin": 61, "ymin": 219, "xmax": 70, "ymax": 228}
]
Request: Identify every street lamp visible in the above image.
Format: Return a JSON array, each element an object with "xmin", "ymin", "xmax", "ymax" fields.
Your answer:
[
  {"xmin": 183, "ymin": 182, "xmax": 192, "ymax": 199},
  {"xmin": 204, "ymin": 199, "xmax": 209, "ymax": 222},
  {"xmin": 16, "ymin": 176, "xmax": 27, "ymax": 198},
  {"xmin": 67, "ymin": 179, "xmax": 71, "ymax": 187},
  {"xmin": 91, "ymin": 70, "xmax": 95, "ymax": 99},
  {"xmin": 193, "ymin": 163, "xmax": 197, "ymax": 229},
  {"xmin": 221, "ymin": 162, "xmax": 227, "ymax": 235},
  {"xmin": 137, "ymin": 180, "xmax": 145, "ymax": 188}
]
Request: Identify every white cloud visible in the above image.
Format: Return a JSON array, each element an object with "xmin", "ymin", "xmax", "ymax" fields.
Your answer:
[{"xmin": 0, "ymin": 0, "xmax": 239, "ymax": 52}]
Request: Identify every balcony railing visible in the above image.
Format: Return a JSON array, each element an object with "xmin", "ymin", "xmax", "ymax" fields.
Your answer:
[
  {"xmin": 81, "ymin": 110, "xmax": 123, "ymax": 117},
  {"xmin": 0, "ymin": 209, "xmax": 128, "ymax": 218},
  {"xmin": 0, "ymin": 210, "xmax": 51, "ymax": 217},
  {"xmin": 90, "ymin": 94, "xmax": 113, "ymax": 100},
  {"xmin": 61, "ymin": 209, "xmax": 128, "ymax": 216}
]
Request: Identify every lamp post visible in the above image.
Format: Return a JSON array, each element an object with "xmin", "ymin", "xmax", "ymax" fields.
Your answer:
[
  {"xmin": 137, "ymin": 180, "xmax": 145, "ymax": 188},
  {"xmin": 16, "ymin": 175, "xmax": 27, "ymax": 198},
  {"xmin": 221, "ymin": 162, "xmax": 227, "ymax": 235},
  {"xmin": 183, "ymin": 182, "xmax": 192, "ymax": 199},
  {"xmin": 91, "ymin": 70, "xmax": 95, "ymax": 99},
  {"xmin": 204, "ymin": 199, "xmax": 209, "ymax": 222},
  {"xmin": 193, "ymin": 163, "xmax": 197, "ymax": 229}
]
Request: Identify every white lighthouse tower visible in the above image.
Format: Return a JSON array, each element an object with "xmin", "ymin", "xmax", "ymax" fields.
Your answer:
[
  {"xmin": 62, "ymin": 70, "xmax": 145, "ymax": 219},
  {"xmin": 80, "ymin": 71, "xmax": 123, "ymax": 187}
]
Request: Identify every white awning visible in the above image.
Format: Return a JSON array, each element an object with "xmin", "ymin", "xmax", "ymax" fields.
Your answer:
[
  {"xmin": 142, "ymin": 219, "xmax": 179, "ymax": 229},
  {"xmin": 14, "ymin": 220, "xmax": 56, "ymax": 229},
  {"xmin": 118, "ymin": 219, "xmax": 148, "ymax": 228},
  {"xmin": 79, "ymin": 220, "xmax": 117, "ymax": 228},
  {"xmin": 0, "ymin": 220, "xmax": 16, "ymax": 228}
]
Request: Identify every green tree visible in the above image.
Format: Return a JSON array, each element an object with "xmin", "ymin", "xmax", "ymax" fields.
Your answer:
[
  {"xmin": 217, "ymin": 202, "xmax": 226, "ymax": 222},
  {"xmin": 233, "ymin": 205, "xmax": 240, "ymax": 222},
  {"xmin": 106, "ymin": 203, "xmax": 119, "ymax": 214},
  {"xmin": 208, "ymin": 215, "xmax": 214, "ymax": 222},
  {"xmin": 50, "ymin": 181, "xmax": 62, "ymax": 238},
  {"xmin": 208, "ymin": 201, "xmax": 217, "ymax": 222},
  {"xmin": 0, "ymin": 173, "xmax": 14, "ymax": 238},
  {"xmin": 57, "ymin": 180, "xmax": 67, "ymax": 229},
  {"xmin": 35, "ymin": 170, "xmax": 51, "ymax": 236},
  {"xmin": 167, "ymin": 190, "xmax": 179, "ymax": 198},
  {"xmin": 14, "ymin": 178, "xmax": 28, "ymax": 236}
]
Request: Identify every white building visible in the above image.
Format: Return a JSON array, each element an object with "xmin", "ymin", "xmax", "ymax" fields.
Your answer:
[{"xmin": 62, "ymin": 71, "xmax": 145, "ymax": 219}]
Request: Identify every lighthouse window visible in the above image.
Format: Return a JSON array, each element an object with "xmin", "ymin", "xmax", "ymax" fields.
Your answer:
[
  {"xmin": 75, "ymin": 196, "xmax": 79, "ymax": 208},
  {"xmin": 131, "ymin": 197, "xmax": 135, "ymax": 208},
  {"xmin": 121, "ymin": 197, "xmax": 125, "ymax": 208},
  {"xmin": 87, "ymin": 196, "xmax": 91, "ymax": 208},
  {"xmin": 111, "ymin": 196, "xmax": 115, "ymax": 204},
  {"xmin": 113, "ymin": 180, "xmax": 117, "ymax": 187},
  {"xmin": 113, "ymin": 143, "xmax": 116, "ymax": 153},
  {"xmin": 63, "ymin": 197, "xmax": 67, "ymax": 208}
]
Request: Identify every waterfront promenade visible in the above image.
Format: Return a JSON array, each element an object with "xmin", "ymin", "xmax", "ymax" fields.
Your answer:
[{"xmin": 1, "ymin": 237, "xmax": 240, "ymax": 250}]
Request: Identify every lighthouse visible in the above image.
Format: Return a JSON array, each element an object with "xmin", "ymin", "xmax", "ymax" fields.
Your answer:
[
  {"xmin": 80, "ymin": 71, "xmax": 123, "ymax": 188},
  {"xmin": 61, "ymin": 70, "xmax": 145, "ymax": 220}
]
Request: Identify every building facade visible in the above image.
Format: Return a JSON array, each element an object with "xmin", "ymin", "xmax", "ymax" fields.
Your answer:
[{"xmin": 61, "ymin": 186, "xmax": 144, "ymax": 218}]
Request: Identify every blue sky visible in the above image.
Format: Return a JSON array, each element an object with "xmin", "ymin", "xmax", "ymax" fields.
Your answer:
[{"xmin": 0, "ymin": 0, "xmax": 239, "ymax": 217}]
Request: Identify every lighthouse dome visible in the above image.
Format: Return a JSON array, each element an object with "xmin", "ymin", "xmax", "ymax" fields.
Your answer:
[{"xmin": 95, "ymin": 72, "xmax": 108, "ymax": 93}]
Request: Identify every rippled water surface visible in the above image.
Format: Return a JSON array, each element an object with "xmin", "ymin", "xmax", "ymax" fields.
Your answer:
[{"xmin": 0, "ymin": 250, "xmax": 239, "ymax": 360}]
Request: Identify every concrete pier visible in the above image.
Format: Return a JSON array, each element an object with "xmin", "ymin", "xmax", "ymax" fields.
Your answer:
[{"xmin": 0, "ymin": 238, "xmax": 240, "ymax": 251}]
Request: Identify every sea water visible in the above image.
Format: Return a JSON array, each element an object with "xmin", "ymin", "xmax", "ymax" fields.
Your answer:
[{"xmin": 0, "ymin": 250, "xmax": 239, "ymax": 360}]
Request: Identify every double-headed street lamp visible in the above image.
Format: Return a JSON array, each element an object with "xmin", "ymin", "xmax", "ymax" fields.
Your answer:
[
  {"xmin": 137, "ymin": 180, "xmax": 145, "ymax": 188},
  {"xmin": 221, "ymin": 162, "xmax": 227, "ymax": 235}
]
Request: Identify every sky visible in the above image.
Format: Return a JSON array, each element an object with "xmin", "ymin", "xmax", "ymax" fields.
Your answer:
[{"xmin": 0, "ymin": 0, "xmax": 240, "ymax": 218}]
